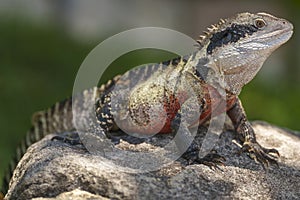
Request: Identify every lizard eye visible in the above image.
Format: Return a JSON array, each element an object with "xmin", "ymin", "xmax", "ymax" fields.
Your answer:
[{"xmin": 254, "ymin": 19, "xmax": 266, "ymax": 29}]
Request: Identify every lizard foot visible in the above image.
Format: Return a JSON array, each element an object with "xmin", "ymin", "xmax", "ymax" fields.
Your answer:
[
  {"xmin": 183, "ymin": 148, "xmax": 226, "ymax": 170},
  {"xmin": 196, "ymin": 153, "xmax": 226, "ymax": 170},
  {"xmin": 240, "ymin": 141, "xmax": 280, "ymax": 169},
  {"xmin": 51, "ymin": 134, "xmax": 83, "ymax": 146}
]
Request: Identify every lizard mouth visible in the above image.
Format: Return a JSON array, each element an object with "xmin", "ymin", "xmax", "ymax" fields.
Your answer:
[
  {"xmin": 258, "ymin": 28, "xmax": 292, "ymax": 41},
  {"xmin": 256, "ymin": 21, "xmax": 293, "ymax": 46}
]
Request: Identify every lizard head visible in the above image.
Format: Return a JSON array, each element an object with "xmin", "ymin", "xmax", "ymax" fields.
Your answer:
[{"xmin": 197, "ymin": 12, "xmax": 293, "ymax": 94}]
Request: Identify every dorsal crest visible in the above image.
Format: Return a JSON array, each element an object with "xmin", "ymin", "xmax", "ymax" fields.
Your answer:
[{"xmin": 196, "ymin": 18, "xmax": 227, "ymax": 48}]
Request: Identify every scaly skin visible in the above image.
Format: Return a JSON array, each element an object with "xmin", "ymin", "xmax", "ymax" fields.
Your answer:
[{"xmin": 1, "ymin": 12, "xmax": 293, "ymax": 197}]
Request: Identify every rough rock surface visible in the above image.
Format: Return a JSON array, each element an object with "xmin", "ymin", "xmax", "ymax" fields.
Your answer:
[
  {"xmin": 5, "ymin": 121, "xmax": 300, "ymax": 200},
  {"xmin": 33, "ymin": 189, "xmax": 108, "ymax": 200}
]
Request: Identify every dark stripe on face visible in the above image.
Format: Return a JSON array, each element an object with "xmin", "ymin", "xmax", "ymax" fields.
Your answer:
[{"xmin": 207, "ymin": 24, "xmax": 258, "ymax": 54}]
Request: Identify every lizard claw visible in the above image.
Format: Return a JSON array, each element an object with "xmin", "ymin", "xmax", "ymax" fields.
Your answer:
[
  {"xmin": 52, "ymin": 134, "xmax": 83, "ymax": 145},
  {"xmin": 240, "ymin": 141, "xmax": 279, "ymax": 169},
  {"xmin": 183, "ymin": 150, "xmax": 226, "ymax": 170},
  {"xmin": 196, "ymin": 153, "xmax": 226, "ymax": 170}
]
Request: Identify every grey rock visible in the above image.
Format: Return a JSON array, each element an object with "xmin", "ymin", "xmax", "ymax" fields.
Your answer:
[
  {"xmin": 5, "ymin": 121, "xmax": 300, "ymax": 200},
  {"xmin": 32, "ymin": 189, "xmax": 109, "ymax": 200}
]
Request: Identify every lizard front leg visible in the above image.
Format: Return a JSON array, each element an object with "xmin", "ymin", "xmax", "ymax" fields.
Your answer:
[
  {"xmin": 172, "ymin": 98, "xmax": 225, "ymax": 168},
  {"xmin": 172, "ymin": 116, "xmax": 225, "ymax": 168},
  {"xmin": 227, "ymin": 98, "xmax": 279, "ymax": 169}
]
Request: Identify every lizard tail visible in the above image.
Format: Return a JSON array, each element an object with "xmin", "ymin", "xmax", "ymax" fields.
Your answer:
[
  {"xmin": 0, "ymin": 96, "xmax": 74, "ymax": 196},
  {"xmin": 0, "ymin": 75, "xmax": 121, "ymax": 196}
]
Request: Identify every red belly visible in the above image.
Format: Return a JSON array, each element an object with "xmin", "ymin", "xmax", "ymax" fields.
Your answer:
[
  {"xmin": 158, "ymin": 86, "xmax": 237, "ymax": 133},
  {"xmin": 117, "ymin": 85, "xmax": 237, "ymax": 135}
]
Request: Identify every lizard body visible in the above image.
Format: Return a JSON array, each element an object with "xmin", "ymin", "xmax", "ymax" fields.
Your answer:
[{"xmin": 1, "ymin": 12, "xmax": 293, "ymax": 197}]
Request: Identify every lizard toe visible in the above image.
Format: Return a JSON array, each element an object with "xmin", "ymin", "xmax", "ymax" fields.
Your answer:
[
  {"xmin": 183, "ymin": 150, "xmax": 226, "ymax": 170},
  {"xmin": 196, "ymin": 153, "xmax": 226, "ymax": 170},
  {"xmin": 51, "ymin": 134, "xmax": 83, "ymax": 146},
  {"xmin": 241, "ymin": 141, "xmax": 279, "ymax": 169}
]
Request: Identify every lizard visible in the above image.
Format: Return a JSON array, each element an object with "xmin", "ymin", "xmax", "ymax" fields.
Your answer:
[{"xmin": 0, "ymin": 12, "xmax": 293, "ymax": 197}]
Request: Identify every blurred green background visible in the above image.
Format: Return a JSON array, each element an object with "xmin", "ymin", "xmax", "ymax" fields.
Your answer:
[{"xmin": 1, "ymin": 0, "xmax": 300, "ymax": 188}]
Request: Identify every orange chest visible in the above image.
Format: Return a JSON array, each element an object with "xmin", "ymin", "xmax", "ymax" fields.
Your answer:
[{"xmin": 159, "ymin": 86, "xmax": 236, "ymax": 133}]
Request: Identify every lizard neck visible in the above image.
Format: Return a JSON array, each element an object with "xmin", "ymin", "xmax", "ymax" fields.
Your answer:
[
  {"xmin": 214, "ymin": 51, "xmax": 270, "ymax": 95},
  {"xmin": 184, "ymin": 50, "xmax": 227, "ymax": 94},
  {"xmin": 183, "ymin": 48, "xmax": 265, "ymax": 96}
]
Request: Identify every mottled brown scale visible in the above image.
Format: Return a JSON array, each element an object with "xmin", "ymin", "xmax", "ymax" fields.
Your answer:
[
  {"xmin": 198, "ymin": 85, "xmax": 237, "ymax": 124},
  {"xmin": 160, "ymin": 93, "xmax": 186, "ymax": 133}
]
